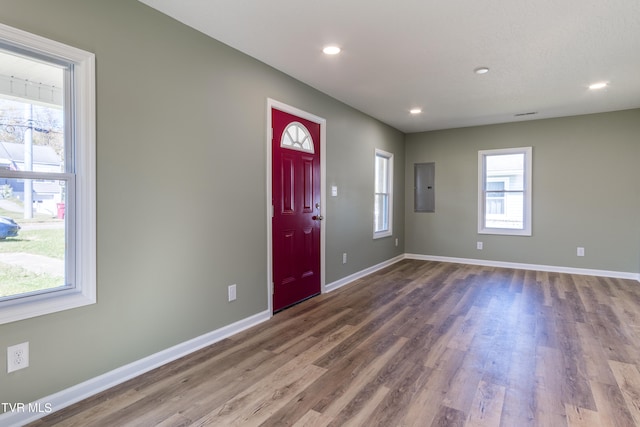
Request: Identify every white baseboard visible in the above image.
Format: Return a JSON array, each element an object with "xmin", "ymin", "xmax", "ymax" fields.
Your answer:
[
  {"xmin": 405, "ymin": 253, "xmax": 640, "ymax": 281},
  {"xmin": 0, "ymin": 310, "xmax": 271, "ymax": 427},
  {"xmin": 324, "ymin": 254, "xmax": 405, "ymax": 293}
]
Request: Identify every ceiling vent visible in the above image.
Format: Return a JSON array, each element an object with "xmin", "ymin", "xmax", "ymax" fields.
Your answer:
[{"xmin": 514, "ymin": 111, "xmax": 538, "ymax": 117}]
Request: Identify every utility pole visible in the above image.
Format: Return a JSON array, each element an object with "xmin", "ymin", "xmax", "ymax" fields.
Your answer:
[{"xmin": 24, "ymin": 103, "xmax": 33, "ymax": 219}]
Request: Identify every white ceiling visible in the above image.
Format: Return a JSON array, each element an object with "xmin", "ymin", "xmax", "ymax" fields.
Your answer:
[{"xmin": 139, "ymin": 0, "xmax": 640, "ymax": 133}]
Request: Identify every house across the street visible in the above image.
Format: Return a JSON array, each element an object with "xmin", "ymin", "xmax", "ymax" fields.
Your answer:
[{"xmin": 0, "ymin": 141, "xmax": 63, "ymax": 216}]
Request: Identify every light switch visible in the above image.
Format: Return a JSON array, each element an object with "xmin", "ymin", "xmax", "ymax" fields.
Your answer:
[{"xmin": 331, "ymin": 185, "xmax": 338, "ymax": 197}]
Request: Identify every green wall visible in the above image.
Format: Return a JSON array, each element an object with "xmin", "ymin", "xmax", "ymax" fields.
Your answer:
[
  {"xmin": 0, "ymin": 0, "xmax": 404, "ymax": 407},
  {"xmin": 405, "ymin": 109, "xmax": 640, "ymax": 273}
]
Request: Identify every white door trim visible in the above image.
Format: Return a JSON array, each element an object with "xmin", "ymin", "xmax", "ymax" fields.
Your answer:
[{"xmin": 266, "ymin": 98, "xmax": 326, "ymax": 314}]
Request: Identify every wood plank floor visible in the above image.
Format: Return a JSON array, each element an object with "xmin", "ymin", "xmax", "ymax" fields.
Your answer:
[{"xmin": 30, "ymin": 260, "xmax": 640, "ymax": 426}]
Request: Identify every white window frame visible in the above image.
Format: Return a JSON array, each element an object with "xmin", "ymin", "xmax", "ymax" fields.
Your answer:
[
  {"xmin": 373, "ymin": 148, "xmax": 393, "ymax": 239},
  {"xmin": 0, "ymin": 23, "xmax": 96, "ymax": 325},
  {"xmin": 478, "ymin": 147, "xmax": 532, "ymax": 236}
]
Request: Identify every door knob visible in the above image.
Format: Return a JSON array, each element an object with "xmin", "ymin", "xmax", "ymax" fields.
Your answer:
[{"xmin": 313, "ymin": 202, "xmax": 323, "ymax": 220}]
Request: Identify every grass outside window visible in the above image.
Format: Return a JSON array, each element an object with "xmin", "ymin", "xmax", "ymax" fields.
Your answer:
[{"xmin": 0, "ymin": 205, "xmax": 64, "ymax": 297}]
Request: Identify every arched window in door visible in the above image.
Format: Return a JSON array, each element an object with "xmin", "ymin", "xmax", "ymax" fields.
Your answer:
[{"xmin": 280, "ymin": 122, "xmax": 314, "ymax": 154}]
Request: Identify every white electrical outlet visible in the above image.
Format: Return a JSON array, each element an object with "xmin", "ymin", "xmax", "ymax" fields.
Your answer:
[
  {"xmin": 395, "ymin": 238, "xmax": 399, "ymax": 247},
  {"xmin": 577, "ymin": 247, "xmax": 585, "ymax": 257},
  {"xmin": 7, "ymin": 342, "xmax": 29, "ymax": 373},
  {"xmin": 342, "ymin": 253, "xmax": 347, "ymax": 264},
  {"xmin": 477, "ymin": 241, "xmax": 483, "ymax": 250},
  {"xmin": 228, "ymin": 284, "xmax": 237, "ymax": 302}
]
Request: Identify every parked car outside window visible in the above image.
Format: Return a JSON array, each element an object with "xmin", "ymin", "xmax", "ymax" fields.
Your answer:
[{"xmin": 0, "ymin": 216, "xmax": 20, "ymax": 239}]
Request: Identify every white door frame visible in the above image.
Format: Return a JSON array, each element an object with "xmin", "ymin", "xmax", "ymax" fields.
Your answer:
[{"xmin": 266, "ymin": 98, "xmax": 326, "ymax": 315}]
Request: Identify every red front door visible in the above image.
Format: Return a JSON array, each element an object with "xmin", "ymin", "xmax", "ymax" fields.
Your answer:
[{"xmin": 272, "ymin": 107, "xmax": 321, "ymax": 312}]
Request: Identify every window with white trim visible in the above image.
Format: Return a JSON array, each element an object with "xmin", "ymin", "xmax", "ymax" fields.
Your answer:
[
  {"xmin": 0, "ymin": 23, "xmax": 96, "ymax": 324},
  {"xmin": 374, "ymin": 149, "xmax": 393, "ymax": 238},
  {"xmin": 478, "ymin": 147, "xmax": 531, "ymax": 236}
]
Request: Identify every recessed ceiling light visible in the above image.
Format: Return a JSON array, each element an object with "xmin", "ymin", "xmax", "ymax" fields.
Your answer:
[
  {"xmin": 409, "ymin": 108, "xmax": 422, "ymax": 115},
  {"xmin": 474, "ymin": 67, "xmax": 490, "ymax": 75},
  {"xmin": 589, "ymin": 82, "xmax": 608, "ymax": 90},
  {"xmin": 322, "ymin": 46, "xmax": 341, "ymax": 55}
]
